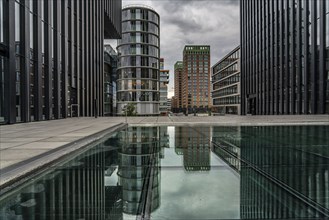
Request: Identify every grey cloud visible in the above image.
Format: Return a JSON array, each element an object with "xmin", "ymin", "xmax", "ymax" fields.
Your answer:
[
  {"xmin": 166, "ymin": 17, "xmax": 200, "ymax": 33},
  {"xmin": 123, "ymin": 0, "xmax": 240, "ymax": 97}
]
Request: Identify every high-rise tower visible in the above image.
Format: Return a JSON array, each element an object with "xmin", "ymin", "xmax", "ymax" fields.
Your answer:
[
  {"xmin": 182, "ymin": 46, "xmax": 211, "ymax": 114},
  {"xmin": 159, "ymin": 58, "xmax": 169, "ymax": 115},
  {"xmin": 173, "ymin": 61, "xmax": 183, "ymax": 113},
  {"xmin": 117, "ymin": 5, "xmax": 160, "ymax": 116}
]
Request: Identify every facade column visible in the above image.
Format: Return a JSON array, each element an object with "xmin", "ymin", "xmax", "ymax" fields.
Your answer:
[
  {"xmin": 3, "ymin": 0, "xmax": 16, "ymax": 124},
  {"xmin": 21, "ymin": 0, "xmax": 31, "ymax": 122}
]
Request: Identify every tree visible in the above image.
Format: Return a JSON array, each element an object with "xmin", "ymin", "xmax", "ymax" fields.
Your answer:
[{"xmin": 123, "ymin": 103, "xmax": 138, "ymax": 116}]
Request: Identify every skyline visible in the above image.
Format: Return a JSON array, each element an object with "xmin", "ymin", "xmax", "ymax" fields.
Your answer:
[{"xmin": 110, "ymin": 0, "xmax": 240, "ymax": 98}]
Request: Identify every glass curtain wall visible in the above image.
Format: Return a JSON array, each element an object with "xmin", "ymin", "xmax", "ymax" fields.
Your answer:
[
  {"xmin": 15, "ymin": 1, "xmax": 21, "ymax": 122},
  {"xmin": 0, "ymin": 0, "xmax": 122, "ymax": 124},
  {"xmin": 325, "ymin": 0, "xmax": 329, "ymax": 111},
  {"xmin": 0, "ymin": 0, "xmax": 3, "ymax": 43},
  {"xmin": 117, "ymin": 6, "xmax": 160, "ymax": 116},
  {"xmin": 0, "ymin": 0, "xmax": 5, "ymax": 123},
  {"xmin": 0, "ymin": 56, "xmax": 5, "ymax": 123}
]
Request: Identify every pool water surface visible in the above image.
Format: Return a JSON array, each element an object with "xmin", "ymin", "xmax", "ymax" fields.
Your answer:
[{"xmin": 0, "ymin": 125, "xmax": 328, "ymax": 220}]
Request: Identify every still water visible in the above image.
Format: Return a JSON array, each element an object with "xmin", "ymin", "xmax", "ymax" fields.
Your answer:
[{"xmin": 0, "ymin": 126, "xmax": 328, "ymax": 220}]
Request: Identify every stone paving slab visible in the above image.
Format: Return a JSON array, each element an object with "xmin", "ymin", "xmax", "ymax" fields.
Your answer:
[
  {"xmin": 0, "ymin": 160, "xmax": 23, "ymax": 169},
  {"xmin": 0, "ymin": 149, "xmax": 51, "ymax": 167},
  {"xmin": 41, "ymin": 136, "xmax": 81, "ymax": 142},
  {"xmin": 0, "ymin": 142, "xmax": 26, "ymax": 150}
]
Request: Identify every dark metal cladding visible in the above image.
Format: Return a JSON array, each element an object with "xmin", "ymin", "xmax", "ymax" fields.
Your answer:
[
  {"xmin": 241, "ymin": 0, "xmax": 329, "ymax": 115},
  {"xmin": 0, "ymin": 0, "xmax": 122, "ymax": 124},
  {"xmin": 104, "ymin": 0, "xmax": 122, "ymax": 39}
]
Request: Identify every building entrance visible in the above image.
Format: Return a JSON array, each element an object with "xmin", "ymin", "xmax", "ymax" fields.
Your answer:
[{"xmin": 247, "ymin": 97, "xmax": 256, "ymax": 115}]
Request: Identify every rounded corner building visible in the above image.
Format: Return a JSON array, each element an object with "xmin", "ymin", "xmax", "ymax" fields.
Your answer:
[{"xmin": 117, "ymin": 5, "xmax": 160, "ymax": 116}]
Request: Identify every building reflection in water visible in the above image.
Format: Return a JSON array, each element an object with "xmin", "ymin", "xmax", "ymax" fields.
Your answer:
[
  {"xmin": 0, "ymin": 143, "xmax": 107, "ymax": 220},
  {"xmin": 0, "ymin": 126, "xmax": 168, "ymax": 220},
  {"xmin": 117, "ymin": 126, "xmax": 162, "ymax": 217},
  {"xmin": 212, "ymin": 126, "xmax": 241, "ymax": 172},
  {"xmin": 212, "ymin": 126, "xmax": 329, "ymax": 219},
  {"xmin": 175, "ymin": 127, "xmax": 211, "ymax": 171}
]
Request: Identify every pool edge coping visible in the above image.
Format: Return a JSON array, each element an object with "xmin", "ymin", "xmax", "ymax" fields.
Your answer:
[{"xmin": 0, "ymin": 123, "xmax": 127, "ymax": 192}]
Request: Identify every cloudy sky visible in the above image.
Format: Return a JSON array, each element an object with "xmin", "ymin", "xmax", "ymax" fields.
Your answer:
[{"xmin": 118, "ymin": 0, "xmax": 240, "ymax": 98}]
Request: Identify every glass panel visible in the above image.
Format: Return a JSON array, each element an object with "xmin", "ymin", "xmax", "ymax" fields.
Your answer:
[
  {"xmin": 40, "ymin": 0, "xmax": 44, "ymax": 21},
  {"xmin": 15, "ymin": 2, "xmax": 20, "ymax": 45},
  {"xmin": 0, "ymin": 0, "xmax": 3, "ymax": 43},
  {"xmin": 30, "ymin": 13, "xmax": 34, "ymax": 52},
  {"xmin": 0, "ymin": 55, "xmax": 5, "ymax": 123},
  {"xmin": 327, "ymin": 4, "xmax": 329, "ymax": 47},
  {"xmin": 16, "ymin": 58, "xmax": 21, "ymax": 122}
]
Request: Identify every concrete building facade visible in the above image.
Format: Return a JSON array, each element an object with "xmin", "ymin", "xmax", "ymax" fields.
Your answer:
[
  {"xmin": 241, "ymin": 0, "xmax": 329, "ymax": 115},
  {"xmin": 159, "ymin": 58, "xmax": 169, "ymax": 115},
  {"xmin": 182, "ymin": 46, "xmax": 211, "ymax": 114},
  {"xmin": 212, "ymin": 46, "xmax": 241, "ymax": 115},
  {"xmin": 116, "ymin": 5, "xmax": 160, "ymax": 116},
  {"xmin": 167, "ymin": 98, "xmax": 172, "ymax": 112},
  {"xmin": 0, "ymin": 0, "xmax": 122, "ymax": 124}
]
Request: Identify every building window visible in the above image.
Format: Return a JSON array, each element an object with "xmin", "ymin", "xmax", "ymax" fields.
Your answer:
[
  {"xmin": 326, "ymin": 0, "xmax": 329, "ymax": 47},
  {"xmin": 0, "ymin": 55, "xmax": 5, "ymax": 123}
]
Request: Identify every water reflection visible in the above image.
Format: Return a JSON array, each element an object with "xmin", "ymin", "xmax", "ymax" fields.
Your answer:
[
  {"xmin": 0, "ymin": 145, "xmax": 107, "ymax": 219},
  {"xmin": 175, "ymin": 127, "xmax": 211, "ymax": 171},
  {"xmin": 117, "ymin": 127, "xmax": 161, "ymax": 216},
  {"xmin": 212, "ymin": 126, "xmax": 329, "ymax": 219},
  {"xmin": 0, "ymin": 125, "xmax": 328, "ymax": 219}
]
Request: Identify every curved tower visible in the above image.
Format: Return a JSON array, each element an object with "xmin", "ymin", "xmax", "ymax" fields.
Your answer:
[{"xmin": 117, "ymin": 5, "xmax": 160, "ymax": 115}]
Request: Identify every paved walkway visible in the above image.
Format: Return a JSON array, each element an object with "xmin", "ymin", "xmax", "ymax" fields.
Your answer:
[
  {"xmin": 127, "ymin": 114, "xmax": 329, "ymax": 126},
  {"xmin": 0, "ymin": 115, "xmax": 328, "ymax": 188}
]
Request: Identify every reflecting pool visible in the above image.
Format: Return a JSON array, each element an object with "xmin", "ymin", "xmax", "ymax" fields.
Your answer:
[{"xmin": 0, "ymin": 126, "xmax": 328, "ymax": 219}]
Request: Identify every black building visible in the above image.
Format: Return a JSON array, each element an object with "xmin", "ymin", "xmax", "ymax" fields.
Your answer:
[
  {"xmin": 0, "ymin": 0, "xmax": 122, "ymax": 124},
  {"xmin": 241, "ymin": 0, "xmax": 329, "ymax": 115}
]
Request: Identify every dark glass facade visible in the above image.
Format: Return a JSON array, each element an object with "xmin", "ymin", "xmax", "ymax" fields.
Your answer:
[
  {"xmin": 104, "ymin": 45, "xmax": 118, "ymax": 116},
  {"xmin": 117, "ymin": 5, "xmax": 160, "ymax": 116},
  {"xmin": 0, "ymin": 0, "xmax": 122, "ymax": 124},
  {"xmin": 241, "ymin": 0, "xmax": 329, "ymax": 115}
]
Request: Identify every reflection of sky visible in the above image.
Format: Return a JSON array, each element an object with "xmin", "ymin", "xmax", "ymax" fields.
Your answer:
[
  {"xmin": 151, "ymin": 127, "xmax": 240, "ymax": 220},
  {"xmin": 104, "ymin": 166, "xmax": 118, "ymax": 186}
]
